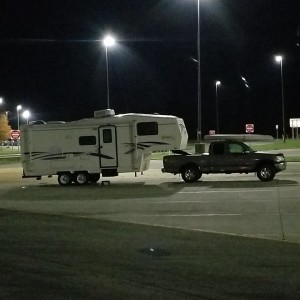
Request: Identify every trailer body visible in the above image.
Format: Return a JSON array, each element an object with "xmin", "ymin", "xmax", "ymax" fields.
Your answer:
[{"xmin": 20, "ymin": 109, "xmax": 188, "ymax": 185}]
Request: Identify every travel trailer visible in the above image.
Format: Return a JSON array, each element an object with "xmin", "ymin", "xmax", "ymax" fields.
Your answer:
[{"xmin": 20, "ymin": 109, "xmax": 188, "ymax": 185}]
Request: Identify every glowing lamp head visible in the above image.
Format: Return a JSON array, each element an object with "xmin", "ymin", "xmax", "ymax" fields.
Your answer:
[
  {"xmin": 22, "ymin": 110, "xmax": 30, "ymax": 119},
  {"xmin": 103, "ymin": 35, "xmax": 116, "ymax": 48},
  {"xmin": 216, "ymin": 81, "xmax": 221, "ymax": 86},
  {"xmin": 275, "ymin": 55, "xmax": 283, "ymax": 63}
]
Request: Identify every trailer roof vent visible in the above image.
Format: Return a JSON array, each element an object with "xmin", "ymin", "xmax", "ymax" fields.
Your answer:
[{"xmin": 94, "ymin": 109, "xmax": 115, "ymax": 118}]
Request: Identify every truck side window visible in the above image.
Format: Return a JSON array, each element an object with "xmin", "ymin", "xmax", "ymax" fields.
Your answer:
[
  {"xmin": 137, "ymin": 122, "xmax": 158, "ymax": 136},
  {"xmin": 79, "ymin": 136, "xmax": 96, "ymax": 145},
  {"xmin": 213, "ymin": 143, "xmax": 224, "ymax": 155},
  {"xmin": 103, "ymin": 129, "xmax": 112, "ymax": 143},
  {"xmin": 228, "ymin": 143, "xmax": 243, "ymax": 154}
]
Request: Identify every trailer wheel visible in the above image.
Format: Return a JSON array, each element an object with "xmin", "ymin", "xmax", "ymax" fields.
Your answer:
[
  {"xmin": 74, "ymin": 172, "xmax": 89, "ymax": 185},
  {"xmin": 181, "ymin": 165, "xmax": 202, "ymax": 183},
  {"xmin": 257, "ymin": 164, "xmax": 275, "ymax": 182},
  {"xmin": 89, "ymin": 173, "xmax": 100, "ymax": 183},
  {"xmin": 58, "ymin": 173, "xmax": 72, "ymax": 186}
]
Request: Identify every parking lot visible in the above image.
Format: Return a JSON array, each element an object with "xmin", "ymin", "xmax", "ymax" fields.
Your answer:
[
  {"xmin": 1, "ymin": 161, "xmax": 300, "ymax": 299},
  {"xmin": 1, "ymin": 161, "xmax": 300, "ymax": 243}
]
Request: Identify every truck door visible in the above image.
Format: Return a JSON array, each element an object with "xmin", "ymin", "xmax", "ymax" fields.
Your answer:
[
  {"xmin": 226, "ymin": 142, "xmax": 253, "ymax": 172},
  {"xmin": 99, "ymin": 126, "xmax": 118, "ymax": 168}
]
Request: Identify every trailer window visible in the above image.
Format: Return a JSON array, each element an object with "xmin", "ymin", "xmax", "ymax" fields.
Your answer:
[
  {"xmin": 137, "ymin": 122, "xmax": 158, "ymax": 136},
  {"xmin": 103, "ymin": 129, "xmax": 112, "ymax": 143},
  {"xmin": 79, "ymin": 136, "xmax": 96, "ymax": 146}
]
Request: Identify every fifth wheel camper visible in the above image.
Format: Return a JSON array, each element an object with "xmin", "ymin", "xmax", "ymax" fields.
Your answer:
[{"xmin": 20, "ymin": 109, "xmax": 188, "ymax": 185}]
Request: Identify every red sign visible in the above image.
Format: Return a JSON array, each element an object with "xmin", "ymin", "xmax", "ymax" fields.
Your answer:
[
  {"xmin": 245, "ymin": 124, "xmax": 254, "ymax": 133},
  {"xmin": 11, "ymin": 130, "xmax": 20, "ymax": 139},
  {"xmin": 209, "ymin": 130, "xmax": 216, "ymax": 135}
]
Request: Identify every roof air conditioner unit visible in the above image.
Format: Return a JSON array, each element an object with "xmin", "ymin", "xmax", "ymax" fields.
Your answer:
[{"xmin": 94, "ymin": 109, "xmax": 115, "ymax": 118}]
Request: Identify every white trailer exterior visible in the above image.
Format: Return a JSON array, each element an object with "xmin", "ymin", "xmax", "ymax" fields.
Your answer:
[{"xmin": 20, "ymin": 109, "xmax": 188, "ymax": 185}]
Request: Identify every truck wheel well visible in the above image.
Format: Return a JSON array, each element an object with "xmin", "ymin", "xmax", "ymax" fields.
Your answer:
[
  {"xmin": 256, "ymin": 160, "xmax": 274, "ymax": 170},
  {"xmin": 179, "ymin": 163, "xmax": 199, "ymax": 173}
]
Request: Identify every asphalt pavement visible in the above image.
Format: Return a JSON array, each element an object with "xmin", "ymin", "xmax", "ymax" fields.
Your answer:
[{"xmin": 0, "ymin": 161, "xmax": 300, "ymax": 299}]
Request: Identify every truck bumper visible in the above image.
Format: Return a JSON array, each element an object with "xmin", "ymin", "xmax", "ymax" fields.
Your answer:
[{"xmin": 275, "ymin": 162, "xmax": 287, "ymax": 171}]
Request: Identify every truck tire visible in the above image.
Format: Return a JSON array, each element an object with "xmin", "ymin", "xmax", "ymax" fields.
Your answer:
[
  {"xmin": 181, "ymin": 165, "xmax": 202, "ymax": 183},
  {"xmin": 58, "ymin": 173, "xmax": 72, "ymax": 186},
  {"xmin": 74, "ymin": 172, "xmax": 89, "ymax": 185},
  {"xmin": 257, "ymin": 164, "xmax": 275, "ymax": 182},
  {"xmin": 89, "ymin": 173, "xmax": 100, "ymax": 183}
]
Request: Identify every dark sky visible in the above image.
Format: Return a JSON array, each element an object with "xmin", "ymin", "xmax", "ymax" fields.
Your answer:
[{"xmin": 0, "ymin": 0, "xmax": 299, "ymax": 138}]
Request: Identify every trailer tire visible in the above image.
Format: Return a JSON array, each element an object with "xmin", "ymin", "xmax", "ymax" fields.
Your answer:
[
  {"xmin": 181, "ymin": 165, "xmax": 202, "ymax": 183},
  {"xmin": 74, "ymin": 172, "xmax": 89, "ymax": 185},
  {"xmin": 58, "ymin": 173, "xmax": 72, "ymax": 186},
  {"xmin": 89, "ymin": 173, "xmax": 100, "ymax": 183}
]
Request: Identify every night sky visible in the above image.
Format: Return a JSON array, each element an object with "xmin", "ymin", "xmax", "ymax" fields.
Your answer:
[{"xmin": 0, "ymin": 0, "xmax": 299, "ymax": 138}]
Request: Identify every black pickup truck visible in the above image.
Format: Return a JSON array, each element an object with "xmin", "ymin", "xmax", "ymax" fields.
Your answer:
[{"xmin": 162, "ymin": 140, "xmax": 286, "ymax": 182}]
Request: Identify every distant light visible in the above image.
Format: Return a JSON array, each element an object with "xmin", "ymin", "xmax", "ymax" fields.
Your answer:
[
  {"xmin": 190, "ymin": 57, "xmax": 198, "ymax": 63},
  {"xmin": 216, "ymin": 81, "xmax": 221, "ymax": 86},
  {"xmin": 275, "ymin": 55, "xmax": 283, "ymax": 63},
  {"xmin": 103, "ymin": 35, "xmax": 116, "ymax": 47},
  {"xmin": 241, "ymin": 75, "xmax": 250, "ymax": 88},
  {"xmin": 0, "ymin": 97, "xmax": 3, "ymax": 105},
  {"xmin": 17, "ymin": 105, "xmax": 22, "ymax": 111},
  {"xmin": 22, "ymin": 110, "xmax": 30, "ymax": 119}
]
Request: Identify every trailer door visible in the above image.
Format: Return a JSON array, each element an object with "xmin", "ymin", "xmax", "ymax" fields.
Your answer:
[{"xmin": 99, "ymin": 126, "xmax": 118, "ymax": 168}]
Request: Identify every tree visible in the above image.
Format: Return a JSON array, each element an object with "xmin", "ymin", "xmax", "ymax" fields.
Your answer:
[{"xmin": 0, "ymin": 113, "xmax": 11, "ymax": 141}]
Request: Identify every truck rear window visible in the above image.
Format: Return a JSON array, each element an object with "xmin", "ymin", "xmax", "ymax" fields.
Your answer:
[{"xmin": 213, "ymin": 143, "xmax": 224, "ymax": 155}]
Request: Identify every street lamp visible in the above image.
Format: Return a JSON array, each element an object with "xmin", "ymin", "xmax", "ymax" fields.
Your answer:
[
  {"xmin": 275, "ymin": 55, "xmax": 286, "ymax": 142},
  {"xmin": 0, "ymin": 97, "xmax": 3, "ymax": 105},
  {"xmin": 17, "ymin": 105, "xmax": 22, "ymax": 130},
  {"xmin": 22, "ymin": 109, "xmax": 30, "ymax": 124},
  {"xmin": 215, "ymin": 81, "xmax": 221, "ymax": 133},
  {"xmin": 197, "ymin": 0, "xmax": 202, "ymax": 142},
  {"xmin": 103, "ymin": 35, "xmax": 116, "ymax": 109}
]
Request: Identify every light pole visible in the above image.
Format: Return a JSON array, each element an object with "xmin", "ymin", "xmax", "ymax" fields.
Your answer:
[
  {"xmin": 17, "ymin": 105, "xmax": 22, "ymax": 130},
  {"xmin": 103, "ymin": 35, "xmax": 116, "ymax": 109},
  {"xmin": 275, "ymin": 55, "xmax": 286, "ymax": 142},
  {"xmin": 22, "ymin": 110, "xmax": 30, "ymax": 124},
  {"xmin": 197, "ymin": 0, "xmax": 202, "ymax": 142},
  {"xmin": 215, "ymin": 81, "xmax": 221, "ymax": 133},
  {"xmin": 0, "ymin": 98, "xmax": 4, "ymax": 113}
]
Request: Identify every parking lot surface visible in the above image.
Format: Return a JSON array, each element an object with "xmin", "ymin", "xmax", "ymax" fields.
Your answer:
[{"xmin": 1, "ymin": 161, "xmax": 300, "ymax": 243}]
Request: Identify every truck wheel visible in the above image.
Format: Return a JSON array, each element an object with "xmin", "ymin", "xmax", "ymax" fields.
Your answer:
[
  {"xmin": 181, "ymin": 165, "xmax": 202, "ymax": 183},
  {"xmin": 257, "ymin": 164, "xmax": 275, "ymax": 182},
  {"xmin": 89, "ymin": 173, "xmax": 100, "ymax": 183},
  {"xmin": 58, "ymin": 173, "xmax": 72, "ymax": 186}
]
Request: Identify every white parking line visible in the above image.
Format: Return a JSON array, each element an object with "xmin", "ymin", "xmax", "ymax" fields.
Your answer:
[
  {"xmin": 142, "ymin": 214, "xmax": 242, "ymax": 217},
  {"xmin": 178, "ymin": 189, "xmax": 273, "ymax": 194}
]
